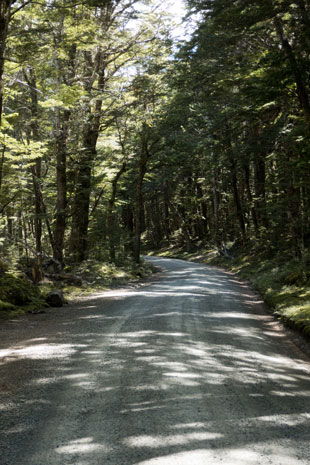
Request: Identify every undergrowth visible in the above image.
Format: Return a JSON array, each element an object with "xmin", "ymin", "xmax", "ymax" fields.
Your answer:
[
  {"xmin": 0, "ymin": 274, "xmax": 47, "ymax": 318},
  {"xmin": 0, "ymin": 258, "xmax": 154, "ymax": 319}
]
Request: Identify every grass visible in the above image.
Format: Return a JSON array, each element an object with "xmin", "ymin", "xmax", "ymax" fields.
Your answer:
[{"xmin": 152, "ymin": 244, "xmax": 310, "ymax": 339}]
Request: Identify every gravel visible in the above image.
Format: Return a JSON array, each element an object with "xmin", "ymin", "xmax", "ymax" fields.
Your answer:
[{"xmin": 0, "ymin": 256, "xmax": 309, "ymax": 465}]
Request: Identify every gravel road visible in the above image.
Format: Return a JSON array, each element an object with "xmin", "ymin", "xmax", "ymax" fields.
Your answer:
[{"xmin": 0, "ymin": 256, "xmax": 309, "ymax": 465}]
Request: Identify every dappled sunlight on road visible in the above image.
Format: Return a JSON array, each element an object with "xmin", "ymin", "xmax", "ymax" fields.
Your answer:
[
  {"xmin": 0, "ymin": 256, "xmax": 309, "ymax": 464},
  {"xmin": 56, "ymin": 437, "xmax": 110, "ymax": 455},
  {"xmin": 0, "ymin": 343, "xmax": 76, "ymax": 362},
  {"xmin": 133, "ymin": 447, "xmax": 300, "ymax": 465}
]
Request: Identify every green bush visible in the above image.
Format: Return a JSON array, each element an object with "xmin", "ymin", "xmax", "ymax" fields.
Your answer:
[
  {"xmin": 0, "ymin": 274, "xmax": 46, "ymax": 317},
  {"xmin": 0, "ymin": 274, "xmax": 40, "ymax": 305}
]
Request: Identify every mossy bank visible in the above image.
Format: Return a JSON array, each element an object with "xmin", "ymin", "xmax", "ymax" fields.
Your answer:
[
  {"xmin": 0, "ymin": 274, "xmax": 47, "ymax": 318},
  {"xmin": 0, "ymin": 259, "xmax": 154, "ymax": 319}
]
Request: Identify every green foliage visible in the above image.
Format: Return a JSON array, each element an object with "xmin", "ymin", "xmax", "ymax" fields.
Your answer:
[
  {"xmin": 0, "ymin": 274, "xmax": 41, "ymax": 304},
  {"xmin": 0, "ymin": 274, "xmax": 46, "ymax": 318},
  {"xmin": 211, "ymin": 248, "xmax": 310, "ymax": 339},
  {"xmin": 37, "ymin": 258, "xmax": 155, "ymax": 302}
]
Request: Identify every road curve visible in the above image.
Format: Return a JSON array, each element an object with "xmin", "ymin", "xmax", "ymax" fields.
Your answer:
[{"xmin": 0, "ymin": 256, "xmax": 309, "ymax": 465}]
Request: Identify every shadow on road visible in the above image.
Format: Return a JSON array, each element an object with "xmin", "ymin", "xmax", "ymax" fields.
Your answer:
[{"xmin": 0, "ymin": 257, "xmax": 309, "ymax": 464}]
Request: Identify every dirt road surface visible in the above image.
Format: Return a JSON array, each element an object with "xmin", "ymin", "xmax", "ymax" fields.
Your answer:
[{"xmin": 0, "ymin": 257, "xmax": 309, "ymax": 465}]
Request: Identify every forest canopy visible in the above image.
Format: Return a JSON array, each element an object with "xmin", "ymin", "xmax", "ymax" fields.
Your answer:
[{"xmin": 1, "ymin": 0, "xmax": 310, "ymax": 279}]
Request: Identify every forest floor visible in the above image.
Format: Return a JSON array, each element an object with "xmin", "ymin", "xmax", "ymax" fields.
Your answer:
[
  {"xmin": 0, "ymin": 259, "xmax": 155, "ymax": 320},
  {"xmin": 0, "ymin": 256, "xmax": 309, "ymax": 465},
  {"xmin": 149, "ymin": 245, "xmax": 310, "ymax": 353}
]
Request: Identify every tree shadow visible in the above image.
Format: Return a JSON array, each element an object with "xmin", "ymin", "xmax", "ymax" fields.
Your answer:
[{"xmin": 0, "ymin": 258, "xmax": 309, "ymax": 465}]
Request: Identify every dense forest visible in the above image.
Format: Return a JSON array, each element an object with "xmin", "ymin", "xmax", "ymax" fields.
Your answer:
[{"xmin": 1, "ymin": 0, "xmax": 310, "ymax": 282}]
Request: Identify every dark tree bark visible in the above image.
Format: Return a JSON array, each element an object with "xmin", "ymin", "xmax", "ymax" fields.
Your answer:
[
  {"xmin": 53, "ymin": 42, "xmax": 76, "ymax": 267},
  {"xmin": 54, "ymin": 109, "xmax": 70, "ymax": 267},
  {"xmin": 0, "ymin": 143, "xmax": 5, "ymax": 196},
  {"xmin": 106, "ymin": 160, "xmax": 127, "ymax": 262},
  {"xmin": 212, "ymin": 168, "xmax": 220, "ymax": 244},
  {"xmin": 274, "ymin": 17, "xmax": 310, "ymax": 126},
  {"xmin": 286, "ymin": 154, "xmax": 304, "ymax": 258},
  {"xmin": 196, "ymin": 182, "xmax": 209, "ymax": 239},
  {"xmin": 69, "ymin": 49, "xmax": 105, "ymax": 262},
  {"xmin": 0, "ymin": 0, "xmax": 11, "ymax": 127},
  {"xmin": 134, "ymin": 126, "xmax": 150, "ymax": 264},
  {"xmin": 254, "ymin": 154, "xmax": 268, "ymax": 229},
  {"xmin": 243, "ymin": 161, "xmax": 259, "ymax": 236},
  {"xmin": 162, "ymin": 180, "xmax": 171, "ymax": 241},
  {"xmin": 122, "ymin": 204, "xmax": 134, "ymax": 256},
  {"xmin": 23, "ymin": 68, "xmax": 43, "ymax": 258},
  {"xmin": 227, "ymin": 150, "xmax": 246, "ymax": 241},
  {"xmin": 295, "ymin": 0, "xmax": 310, "ymax": 45}
]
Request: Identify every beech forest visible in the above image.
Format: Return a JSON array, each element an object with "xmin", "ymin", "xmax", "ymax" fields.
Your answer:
[{"xmin": 1, "ymin": 1, "xmax": 310, "ymax": 328}]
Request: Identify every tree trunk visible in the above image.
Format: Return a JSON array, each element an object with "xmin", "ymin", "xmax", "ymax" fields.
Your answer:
[
  {"xmin": 196, "ymin": 182, "xmax": 209, "ymax": 239},
  {"xmin": 254, "ymin": 154, "xmax": 268, "ymax": 229},
  {"xmin": 70, "ymin": 120, "xmax": 96, "ymax": 262},
  {"xmin": 134, "ymin": 127, "xmax": 150, "ymax": 264},
  {"xmin": 106, "ymin": 160, "xmax": 127, "ymax": 263},
  {"xmin": 243, "ymin": 161, "xmax": 259, "ymax": 236},
  {"xmin": 54, "ymin": 109, "xmax": 70, "ymax": 267},
  {"xmin": 162, "ymin": 180, "xmax": 171, "ymax": 241},
  {"xmin": 228, "ymin": 150, "xmax": 246, "ymax": 241},
  {"xmin": 295, "ymin": 0, "xmax": 310, "ymax": 45},
  {"xmin": 23, "ymin": 67, "xmax": 44, "ymax": 281},
  {"xmin": 0, "ymin": 0, "xmax": 11, "ymax": 127},
  {"xmin": 274, "ymin": 17, "xmax": 310, "ymax": 127},
  {"xmin": 70, "ymin": 56, "xmax": 105, "ymax": 262},
  {"xmin": 122, "ymin": 204, "xmax": 134, "ymax": 256},
  {"xmin": 24, "ymin": 68, "xmax": 43, "ymax": 258},
  {"xmin": 0, "ymin": 143, "xmax": 4, "ymax": 196},
  {"xmin": 287, "ymin": 154, "xmax": 304, "ymax": 258}
]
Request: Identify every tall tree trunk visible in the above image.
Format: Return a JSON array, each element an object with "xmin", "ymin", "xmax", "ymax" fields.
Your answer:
[
  {"xmin": 227, "ymin": 150, "xmax": 246, "ymax": 241},
  {"xmin": 106, "ymin": 160, "xmax": 127, "ymax": 263},
  {"xmin": 122, "ymin": 204, "xmax": 134, "ymax": 256},
  {"xmin": 24, "ymin": 68, "xmax": 43, "ymax": 257},
  {"xmin": 51, "ymin": 19, "xmax": 76, "ymax": 267},
  {"xmin": 162, "ymin": 180, "xmax": 171, "ymax": 241},
  {"xmin": 254, "ymin": 154, "xmax": 268, "ymax": 229},
  {"xmin": 0, "ymin": 143, "xmax": 5, "ymax": 196},
  {"xmin": 69, "ymin": 95, "xmax": 103, "ymax": 261},
  {"xmin": 23, "ymin": 67, "xmax": 44, "ymax": 281},
  {"xmin": 287, "ymin": 154, "xmax": 304, "ymax": 258},
  {"xmin": 0, "ymin": 1, "xmax": 11, "ymax": 219},
  {"xmin": 196, "ymin": 182, "xmax": 209, "ymax": 239},
  {"xmin": 274, "ymin": 17, "xmax": 310, "ymax": 126},
  {"xmin": 212, "ymin": 169, "xmax": 219, "ymax": 244},
  {"xmin": 134, "ymin": 126, "xmax": 150, "ymax": 264},
  {"xmin": 243, "ymin": 161, "xmax": 259, "ymax": 236},
  {"xmin": 70, "ymin": 49, "xmax": 105, "ymax": 262},
  {"xmin": 70, "ymin": 113, "xmax": 96, "ymax": 262},
  {"xmin": 0, "ymin": 0, "xmax": 11, "ymax": 128},
  {"xmin": 54, "ymin": 109, "xmax": 70, "ymax": 267},
  {"xmin": 295, "ymin": 0, "xmax": 310, "ymax": 45}
]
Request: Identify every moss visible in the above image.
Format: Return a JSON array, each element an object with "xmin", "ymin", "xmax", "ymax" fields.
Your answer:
[
  {"xmin": 40, "ymin": 258, "xmax": 155, "ymax": 304},
  {"xmin": 0, "ymin": 299, "xmax": 18, "ymax": 312},
  {"xmin": 0, "ymin": 299, "xmax": 24, "ymax": 319},
  {"xmin": 0, "ymin": 274, "xmax": 41, "ymax": 305},
  {"xmin": 0, "ymin": 274, "xmax": 46, "ymax": 318}
]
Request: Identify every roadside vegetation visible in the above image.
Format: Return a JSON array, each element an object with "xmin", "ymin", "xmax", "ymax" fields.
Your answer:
[{"xmin": 0, "ymin": 258, "xmax": 154, "ymax": 319}]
